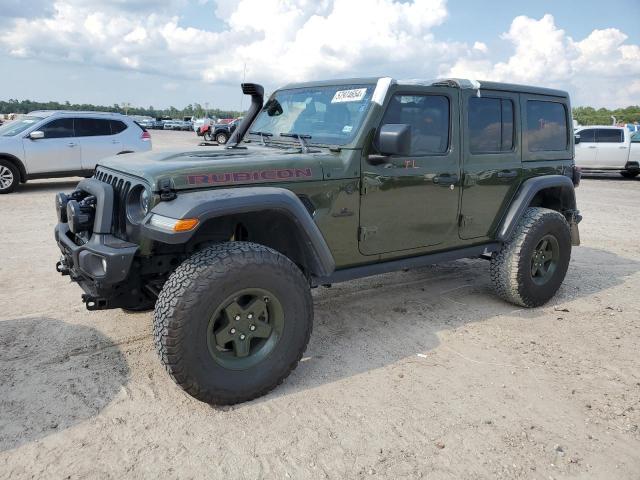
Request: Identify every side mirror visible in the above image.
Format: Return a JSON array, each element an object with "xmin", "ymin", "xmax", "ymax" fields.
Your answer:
[
  {"xmin": 376, "ymin": 124, "xmax": 411, "ymax": 156},
  {"xmin": 29, "ymin": 130, "xmax": 45, "ymax": 140},
  {"xmin": 574, "ymin": 134, "xmax": 581, "ymax": 145}
]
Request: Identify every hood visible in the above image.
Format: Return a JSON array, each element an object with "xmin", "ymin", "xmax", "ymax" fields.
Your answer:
[{"xmin": 98, "ymin": 145, "xmax": 331, "ymax": 192}]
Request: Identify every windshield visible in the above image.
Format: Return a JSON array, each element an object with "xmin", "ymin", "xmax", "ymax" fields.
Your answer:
[
  {"xmin": 0, "ymin": 116, "xmax": 43, "ymax": 137},
  {"xmin": 248, "ymin": 84, "xmax": 374, "ymax": 146}
]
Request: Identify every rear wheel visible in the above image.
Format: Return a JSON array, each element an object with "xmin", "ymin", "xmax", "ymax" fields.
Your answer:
[
  {"xmin": 216, "ymin": 132, "xmax": 229, "ymax": 144},
  {"xmin": 620, "ymin": 170, "xmax": 639, "ymax": 178},
  {"xmin": 490, "ymin": 207, "xmax": 571, "ymax": 307},
  {"xmin": 153, "ymin": 242, "xmax": 313, "ymax": 405},
  {"xmin": 0, "ymin": 160, "xmax": 19, "ymax": 194}
]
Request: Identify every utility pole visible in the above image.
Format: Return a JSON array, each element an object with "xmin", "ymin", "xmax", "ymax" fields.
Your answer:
[
  {"xmin": 121, "ymin": 102, "xmax": 131, "ymax": 115},
  {"xmin": 204, "ymin": 102, "xmax": 209, "ymax": 118}
]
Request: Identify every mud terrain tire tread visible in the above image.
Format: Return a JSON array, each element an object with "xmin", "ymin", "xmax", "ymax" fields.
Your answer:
[
  {"xmin": 490, "ymin": 207, "xmax": 571, "ymax": 308},
  {"xmin": 153, "ymin": 241, "xmax": 312, "ymax": 405}
]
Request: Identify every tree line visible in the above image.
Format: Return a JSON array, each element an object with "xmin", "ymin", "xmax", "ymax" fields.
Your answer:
[
  {"xmin": 2, "ymin": 98, "xmax": 639, "ymax": 125},
  {"xmin": 573, "ymin": 106, "xmax": 640, "ymax": 126},
  {"xmin": 0, "ymin": 99, "xmax": 243, "ymax": 119}
]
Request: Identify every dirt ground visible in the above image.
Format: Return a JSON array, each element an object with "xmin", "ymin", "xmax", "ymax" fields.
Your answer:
[{"xmin": 1, "ymin": 130, "xmax": 639, "ymax": 479}]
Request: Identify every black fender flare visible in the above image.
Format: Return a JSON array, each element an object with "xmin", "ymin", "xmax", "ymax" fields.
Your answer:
[
  {"xmin": 497, "ymin": 175, "xmax": 577, "ymax": 242},
  {"xmin": 141, "ymin": 187, "xmax": 336, "ymax": 277},
  {"xmin": 0, "ymin": 153, "xmax": 27, "ymax": 182}
]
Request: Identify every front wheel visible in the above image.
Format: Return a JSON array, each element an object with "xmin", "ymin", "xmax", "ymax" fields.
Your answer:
[
  {"xmin": 0, "ymin": 160, "xmax": 19, "ymax": 194},
  {"xmin": 490, "ymin": 207, "xmax": 572, "ymax": 308},
  {"xmin": 153, "ymin": 242, "xmax": 313, "ymax": 405},
  {"xmin": 620, "ymin": 170, "xmax": 639, "ymax": 179}
]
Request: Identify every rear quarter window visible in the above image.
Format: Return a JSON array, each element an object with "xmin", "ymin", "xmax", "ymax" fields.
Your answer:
[
  {"xmin": 110, "ymin": 120, "xmax": 128, "ymax": 134},
  {"xmin": 526, "ymin": 100, "xmax": 568, "ymax": 152}
]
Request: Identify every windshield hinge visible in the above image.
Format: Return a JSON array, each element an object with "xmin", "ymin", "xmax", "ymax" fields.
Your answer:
[{"xmin": 158, "ymin": 179, "xmax": 177, "ymax": 202}]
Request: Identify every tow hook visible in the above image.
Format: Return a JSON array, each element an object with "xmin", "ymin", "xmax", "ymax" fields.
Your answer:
[
  {"xmin": 82, "ymin": 294, "xmax": 108, "ymax": 311},
  {"xmin": 56, "ymin": 258, "xmax": 70, "ymax": 276}
]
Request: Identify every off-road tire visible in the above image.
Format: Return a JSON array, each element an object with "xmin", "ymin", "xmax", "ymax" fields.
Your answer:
[
  {"xmin": 153, "ymin": 242, "xmax": 313, "ymax": 405},
  {"xmin": 620, "ymin": 170, "xmax": 639, "ymax": 179},
  {"xmin": 490, "ymin": 207, "xmax": 571, "ymax": 308},
  {"xmin": 215, "ymin": 132, "xmax": 229, "ymax": 144},
  {"xmin": 0, "ymin": 160, "xmax": 19, "ymax": 194}
]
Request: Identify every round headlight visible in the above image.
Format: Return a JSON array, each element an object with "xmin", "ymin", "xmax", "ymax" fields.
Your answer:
[{"xmin": 126, "ymin": 186, "xmax": 151, "ymax": 224}]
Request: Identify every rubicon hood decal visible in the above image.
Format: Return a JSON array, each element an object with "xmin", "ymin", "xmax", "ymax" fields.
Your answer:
[{"xmin": 188, "ymin": 167, "xmax": 313, "ymax": 185}]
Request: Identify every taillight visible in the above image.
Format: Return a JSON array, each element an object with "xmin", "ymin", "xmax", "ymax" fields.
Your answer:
[{"xmin": 141, "ymin": 131, "xmax": 151, "ymax": 141}]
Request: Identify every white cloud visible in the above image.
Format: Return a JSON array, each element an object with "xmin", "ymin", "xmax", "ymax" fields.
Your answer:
[
  {"xmin": 0, "ymin": 4, "xmax": 638, "ymax": 108},
  {"xmin": 446, "ymin": 14, "xmax": 640, "ymax": 107}
]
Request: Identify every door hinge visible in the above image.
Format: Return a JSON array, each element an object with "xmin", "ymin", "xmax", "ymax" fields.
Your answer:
[{"xmin": 358, "ymin": 226, "xmax": 378, "ymax": 242}]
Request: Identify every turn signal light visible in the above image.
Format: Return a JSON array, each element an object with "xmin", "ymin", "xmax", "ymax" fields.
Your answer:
[{"xmin": 174, "ymin": 218, "xmax": 199, "ymax": 232}]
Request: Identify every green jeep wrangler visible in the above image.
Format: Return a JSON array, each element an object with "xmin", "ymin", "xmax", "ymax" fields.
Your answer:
[{"xmin": 54, "ymin": 78, "xmax": 582, "ymax": 404}]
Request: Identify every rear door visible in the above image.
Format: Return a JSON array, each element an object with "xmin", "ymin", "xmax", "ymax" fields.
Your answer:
[
  {"xmin": 75, "ymin": 118, "xmax": 121, "ymax": 170},
  {"xmin": 574, "ymin": 128, "xmax": 598, "ymax": 167},
  {"xmin": 22, "ymin": 118, "xmax": 81, "ymax": 174},
  {"xmin": 595, "ymin": 128, "xmax": 627, "ymax": 168},
  {"xmin": 459, "ymin": 89, "xmax": 521, "ymax": 239},
  {"xmin": 359, "ymin": 85, "xmax": 461, "ymax": 255}
]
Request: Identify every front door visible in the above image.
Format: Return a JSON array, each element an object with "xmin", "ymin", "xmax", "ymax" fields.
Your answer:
[
  {"xmin": 359, "ymin": 86, "xmax": 461, "ymax": 255},
  {"xmin": 22, "ymin": 118, "xmax": 81, "ymax": 174},
  {"xmin": 574, "ymin": 128, "xmax": 598, "ymax": 167},
  {"xmin": 459, "ymin": 90, "xmax": 522, "ymax": 239}
]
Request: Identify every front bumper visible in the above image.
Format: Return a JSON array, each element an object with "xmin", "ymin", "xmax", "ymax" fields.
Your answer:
[{"xmin": 55, "ymin": 223, "xmax": 138, "ymax": 309}]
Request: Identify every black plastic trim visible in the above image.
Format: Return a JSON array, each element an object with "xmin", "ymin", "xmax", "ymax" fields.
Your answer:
[
  {"xmin": 312, "ymin": 243, "xmax": 499, "ymax": 286},
  {"xmin": 26, "ymin": 169, "xmax": 93, "ymax": 180},
  {"xmin": 497, "ymin": 175, "xmax": 576, "ymax": 241},
  {"xmin": 142, "ymin": 186, "xmax": 336, "ymax": 277}
]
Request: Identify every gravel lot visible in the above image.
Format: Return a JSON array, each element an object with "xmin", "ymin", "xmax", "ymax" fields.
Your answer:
[{"xmin": 1, "ymin": 130, "xmax": 639, "ymax": 479}]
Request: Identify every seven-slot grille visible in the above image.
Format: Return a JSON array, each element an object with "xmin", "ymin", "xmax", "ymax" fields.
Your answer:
[{"xmin": 94, "ymin": 170, "xmax": 132, "ymax": 239}]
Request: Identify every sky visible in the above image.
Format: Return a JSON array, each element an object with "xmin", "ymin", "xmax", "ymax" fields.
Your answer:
[{"xmin": 0, "ymin": 0, "xmax": 638, "ymax": 111}]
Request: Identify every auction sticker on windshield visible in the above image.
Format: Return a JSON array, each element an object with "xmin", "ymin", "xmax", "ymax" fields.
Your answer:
[{"xmin": 332, "ymin": 88, "xmax": 367, "ymax": 103}]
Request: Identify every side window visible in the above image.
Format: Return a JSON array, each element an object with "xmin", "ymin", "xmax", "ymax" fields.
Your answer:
[
  {"xmin": 75, "ymin": 118, "xmax": 112, "ymax": 137},
  {"xmin": 468, "ymin": 97, "xmax": 514, "ymax": 153},
  {"xmin": 596, "ymin": 129, "xmax": 623, "ymax": 143},
  {"xmin": 381, "ymin": 94, "xmax": 449, "ymax": 155},
  {"xmin": 578, "ymin": 129, "xmax": 596, "ymax": 142},
  {"xmin": 526, "ymin": 101, "xmax": 568, "ymax": 152},
  {"xmin": 110, "ymin": 120, "xmax": 127, "ymax": 134},
  {"xmin": 40, "ymin": 118, "xmax": 74, "ymax": 139}
]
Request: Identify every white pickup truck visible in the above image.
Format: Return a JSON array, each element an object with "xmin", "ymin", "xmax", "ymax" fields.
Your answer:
[{"xmin": 574, "ymin": 125, "xmax": 640, "ymax": 178}]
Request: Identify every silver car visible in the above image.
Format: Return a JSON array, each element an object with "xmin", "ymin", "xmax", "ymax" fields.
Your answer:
[{"xmin": 0, "ymin": 110, "xmax": 152, "ymax": 193}]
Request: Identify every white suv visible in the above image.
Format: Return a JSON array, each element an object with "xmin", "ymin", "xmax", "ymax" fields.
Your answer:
[{"xmin": 0, "ymin": 111, "xmax": 152, "ymax": 193}]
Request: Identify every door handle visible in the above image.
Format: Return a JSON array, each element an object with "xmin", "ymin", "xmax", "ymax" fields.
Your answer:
[
  {"xmin": 497, "ymin": 170, "xmax": 518, "ymax": 178},
  {"xmin": 67, "ymin": 142, "xmax": 77, "ymax": 147},
  {"xmin": 112, "ymin": 139, "xmax": 121, "ymax": 144},
  {"xmin": 433, "ymin": 174, "xmax": 459, "ymax": 186},
  {"xmin": 618, "ymin": 146, "xmax": 628, "ymax": 149},
  {"xmin": 588, "ymin": 146, "xmax": 597, "ymax": 149}
]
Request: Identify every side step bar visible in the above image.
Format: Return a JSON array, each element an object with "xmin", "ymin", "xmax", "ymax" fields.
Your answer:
[{"xmin": 311, "ymin": 243, "xmax": 500, "ymax": 286}]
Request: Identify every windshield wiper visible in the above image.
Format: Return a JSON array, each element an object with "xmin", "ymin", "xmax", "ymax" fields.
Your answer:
[
  {"xmin": 249, "ymin": 130, "xmax": 273, "ymax": 145},
  {"xmin": 280, "ymin": 133, "xmax": 312, "ymax": 153}
]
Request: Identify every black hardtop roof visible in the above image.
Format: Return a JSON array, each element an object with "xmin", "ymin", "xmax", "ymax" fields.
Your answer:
[{"xmin": 280, "ymin": 77, "xmax": 569, "ymax": 99}]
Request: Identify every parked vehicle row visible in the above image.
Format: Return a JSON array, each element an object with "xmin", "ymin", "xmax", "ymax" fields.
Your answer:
[
  {"xmin": 0, "ymin": 111, "xmax": 151, "ymax": 193},
  {"xmin": 574, "ymin": 125, "xmax": 640, "ymax": 178}
]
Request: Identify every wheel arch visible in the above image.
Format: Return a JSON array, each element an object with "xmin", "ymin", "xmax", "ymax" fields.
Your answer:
[
  {"xmin": 497, "ymin": 175, "xmax": 577, "ymax": 242},
  {"xmin": 142, "ymin": 187, "xmax": 336, "ymax": 278},
  {"xmin": 0, "ymin": 153, "xmax": 27, "ymax": 182}
]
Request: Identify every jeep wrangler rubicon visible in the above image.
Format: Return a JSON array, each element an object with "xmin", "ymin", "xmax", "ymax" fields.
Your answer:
[{"xmin": 54, "ymin": 78, "xmax": 581, "ymax": 404}]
